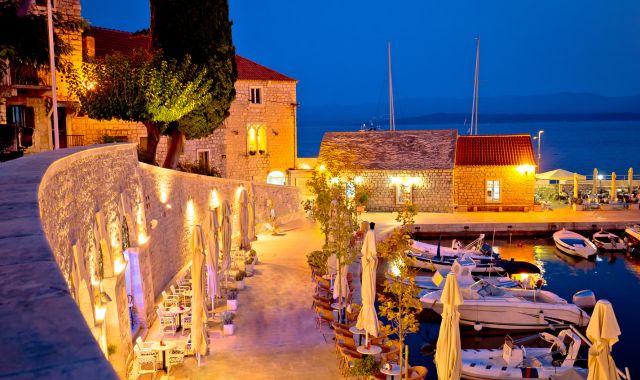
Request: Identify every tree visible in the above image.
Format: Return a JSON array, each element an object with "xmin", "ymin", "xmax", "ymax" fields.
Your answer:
[
  {"xmin": 68, "ymin": 51, "xmax": 213, "ymax": 163},
  {"xmin": 0, "ymin": 0, "xmax": 85, "ymax": 75},
  {"xmin": 303, "ymin": 167, "xmax": 334, "ymax": 244},
  {"xmin": 150, "ymin": 0, "xmax": 237, "ymax": 168},
  {"xmin": 377, "ymin": 202, "xmax": 423, "ymax": 376}
]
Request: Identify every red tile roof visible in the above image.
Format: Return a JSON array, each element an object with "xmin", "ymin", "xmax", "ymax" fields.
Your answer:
[
  {"xmin": 455, "ymin": 134, "xmax": 536, "ymax": 166},
  {"xmin": 83, "ymin": 26, "xmax": 296, "ymax": 82}
]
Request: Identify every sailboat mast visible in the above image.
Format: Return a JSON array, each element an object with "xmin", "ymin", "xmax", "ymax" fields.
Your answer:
[
  {"xmin": 473, "ymin": 37, "xmax": 480, "ymax": 135},
  {"xmin": 388, "ymin": 41, "xmax": 396, "ymax": 131}
]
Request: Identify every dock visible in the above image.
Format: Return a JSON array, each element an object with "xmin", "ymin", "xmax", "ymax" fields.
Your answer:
[{"xmin": 364, "ymin": 208, "xmax": 640, "ymax": 238}]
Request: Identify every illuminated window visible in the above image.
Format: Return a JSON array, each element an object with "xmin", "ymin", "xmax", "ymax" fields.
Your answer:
[
  {"xmin": 250, "ymin": 87, "xmax": 262, "ymax": 104},
  {"xmin": 267, "ymin": 171, "xmax": 286, "ymax": 185},
  {"xmin": 395, "ymin": 184, "xmax": 412, "ymax": 205},
  {"xmin": 257, "ymin": 126, "xmax": 267, "ymax": 154},
  {"xmin": 247, "ymin": 124, "xmax": 266, "ymax": 155},
  {"xmin": 486, "ymin": 180, "xmax": 501, "ymax": 202}
]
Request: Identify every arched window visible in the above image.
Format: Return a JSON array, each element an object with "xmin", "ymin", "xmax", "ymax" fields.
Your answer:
[
  {"xmin": 257, "ymin": 126, "xmax": 267, "ymax": 154},
  {"xmin": 267, "ymin": 171, "xmax": 286, "ymax": 185},
  {"xmin": 247, "ymin": 125, "xmax": 257, "ymax": 155}
]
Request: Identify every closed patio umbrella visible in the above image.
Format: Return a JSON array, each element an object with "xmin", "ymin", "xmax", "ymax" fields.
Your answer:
[
  {"xmin": 586, "ymin": 300, "xmax": 621, "ymax": 380},
  {"xmin": 356, "ymin": 223, "xmax": 379, "ymax": 346},
  {"xmin": 221, "ymin": 200, "xmax": 232, "ymax": 288},
  {"xmin": 239, "ymin": 188, "xmax": 251, "ymax": 252},
  {"xmin": 611, "ymin": 172, "xmax": 617, "ymax": 199},
  {"xmin": 628, "ymin": 168, "xmax": 633, "ymax": 193},
  {"xmin": 574, "ymin": 172, "xmax": 579, "ymax": 199},
  {"xmin": 206, "ymin": 209, "xmax": 221, "ymax": 303},
  {"xmin": 191, "ymin": 225, "xmax": 209, "ymax": 361},
  {"xmin": 435, "ymin": 273, "xmax": 463, "ymax": 380},
  {"xmin": 248, "ymin": 183, "xmax": 257, "ymax": 241},
  {"xmin": 593, "ymin": 168, "xmax": 598, "ymax": 194}
]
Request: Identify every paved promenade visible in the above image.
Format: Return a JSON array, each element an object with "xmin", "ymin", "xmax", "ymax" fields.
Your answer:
[
  {"xmin": 149, "ymin": 219, "xmax": 341, "ymax": 380},
  {"xmin": 364, "ymin": 208, "xmax": 640, "ymax": 237}
]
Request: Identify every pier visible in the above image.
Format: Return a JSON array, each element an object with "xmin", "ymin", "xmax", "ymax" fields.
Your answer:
[{"xmin": 364, "ymin": 208, "xmax": 640, "ymax": 238}]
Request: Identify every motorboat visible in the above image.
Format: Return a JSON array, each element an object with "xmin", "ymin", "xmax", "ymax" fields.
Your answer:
[
  {"xmin": 411, "ymin": 258, "xmax": 523, "ymax": 291},
  {"xmin": 420, "ymin": 279, "xmax": 590, "ymax": 330},
  {"xmin": 411, "ymin": 235, "xmax": 495, "ymax": 257},
  {"xmin": 461, "ymin": 330, "xmax": 587, "ymax": 379},
  {"xmin": 625, "ymin": 225, "xmax": 640, "ymax": 246},
  {"xmin": 409, "ymin": 250, "xmax": 541, "ymax": 276},
  {"xmin": 553, "ymin": 229, "xmax": 597, "ymax": 259},
  {"xmin": 592, "ymin": 229, "xmax": 625, "ymax": 251}
]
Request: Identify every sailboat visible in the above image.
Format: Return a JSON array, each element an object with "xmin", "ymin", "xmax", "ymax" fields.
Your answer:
[{"xmin": 359, "ymin": 42, "xmax": 396, "ymax": 132}]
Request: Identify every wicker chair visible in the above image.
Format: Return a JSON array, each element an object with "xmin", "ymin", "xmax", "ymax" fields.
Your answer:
[
  {"xmin": 166, "ymin": 344, "xmax": 186, "ymax": 375},
  {"xmin": 162, "ymin": 291, "xmax": 180, "ymax": 307},
  {"xmin": 157, "ymin": 308, "xmax": 178, "ymax": 335},
  {"xmin": 133, "ymin": 345, "xmax": 157, "ymax": 377}
]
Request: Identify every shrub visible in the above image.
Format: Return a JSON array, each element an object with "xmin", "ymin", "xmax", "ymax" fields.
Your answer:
[
  {"xmin": 177, "ymin": 161, "xmax": 221, "ymax": 177},
  {"xmin": 221, "ymin": 311, "xmax": 235, "ymax": 325},
  {"xmin": 306, "ymin": 249, "xmax": 330, "ymax": 275},
  {"xmin": 347, "ymin": 355, "xmax": 380, "ymax": 377}
]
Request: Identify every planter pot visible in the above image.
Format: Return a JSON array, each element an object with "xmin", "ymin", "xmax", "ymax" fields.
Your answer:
[
  {"xmin": 223, "ymin": 324, "xmax": 235, "ymax": 335},
  {"xmin": 227, "ymin": 299, "xmax": 238, "ymax": 311},
  {"xmin": 236, "ymin": 280, "xmax": 245, "ymax": 290}
]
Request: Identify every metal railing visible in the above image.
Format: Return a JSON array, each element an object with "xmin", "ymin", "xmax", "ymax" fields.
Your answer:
[
  {"xmin": 6, "ymin": 62, "xmax": 51, "ymax": 88},
  {"xmin": 66, "ymin": 135, "xmax": 84, "ymax": 147}
]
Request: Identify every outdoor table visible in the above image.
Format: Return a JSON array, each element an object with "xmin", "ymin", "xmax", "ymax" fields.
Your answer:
[
  {"xmin": 357, "ymin": 344, "xmax": 382, "ymax": 355},
  {"xmin": 168, "ymin": 306, "xmax": 191, "ymax": 330},
  {"xmin": 380, "ymin": 363, "xmax": 402, "ymax": 379},
  {"xmin": 349, "ymin": 326, "xmax": 366, "ymax": 346},
  {"xmin": 149, "ymin": 340, "xmax": 176, "ymax": 372}
]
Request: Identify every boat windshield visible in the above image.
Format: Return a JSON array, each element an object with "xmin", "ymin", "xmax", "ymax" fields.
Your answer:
[
  {"xmin": 560, "ymin": 238, "xmax": 586, "ymax": 247},
  {"xmin": 469, "ymin": 280, "xmax": 508, "ymax": 297}
]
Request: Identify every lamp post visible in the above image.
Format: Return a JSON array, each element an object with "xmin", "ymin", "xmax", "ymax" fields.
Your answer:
[{"xmin": 536, "ymin": 130, "xmax": 544, "ymax": 169}]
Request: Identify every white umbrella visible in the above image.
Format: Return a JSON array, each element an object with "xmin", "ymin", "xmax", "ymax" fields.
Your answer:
[
  {"xmin": 239, "ymin": 188, "xmax": 251, "ymax": 252},
  {"xmin": 356, "ymin": 226, "xmax": 379, "ymax": 346},
  {"xmin": 435, "ymin": 273, "xmax": 463, "ymax": 380},
  {"xmin": 206, "ymin": 209, "xmax": 221, "ymax": 304},
  {"xmin": 191, "ymin": 225, "xmax": 208, "ymax": 361},
  {"xmin": 248, "ymin": 183, "xmax": 257, "ymax": 241},
  {"xmin": 221, "ymin": 200, "xmax": 232, "ymax": 288},
  {"xmin": 586, "ymin": 300, "xmax": 621, "ymax": 380},
  {"xmin": 537, "ymin": 169, "xmax": 586, "ymax": 181},
  {"xmin": 333, "ymin": 261, "xmax": 349, "ymax": 302}
]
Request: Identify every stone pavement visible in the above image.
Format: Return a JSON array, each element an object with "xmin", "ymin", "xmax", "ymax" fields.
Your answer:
[{"xmin": 146, "ymin": 219, "xmax": 341, "ymax": 380}]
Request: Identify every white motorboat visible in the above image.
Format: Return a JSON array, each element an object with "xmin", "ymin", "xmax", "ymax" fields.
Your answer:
[
  {"xmin": 420, "ymin": 280, "xmax": 590, "ymax": 330},
  {"xmin": 553, "ymin": 229, "xmax": 597, "ymax": 259},
  {"xmin": 461, "ymin": 330, "xmax": 586, "ymax": 380},
  {"xmin": 411, "ymin": 258, "xmax": 522, "ymax": 291},
  {"xmin": 411, "ymin": 235, "xmax": 493, "ymax": 257},
  {"xmin": 592, "ymin": 229, "xmax": 625, "ymax": 251}
]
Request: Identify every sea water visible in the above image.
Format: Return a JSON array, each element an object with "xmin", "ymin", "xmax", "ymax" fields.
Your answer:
[
  {"xmin": 406, "ymin": 238, "xmax": 640, "ymax": 379},
  {"xmin": 298, "ymin": 120, "xmax": 640, "ymax": 174}
]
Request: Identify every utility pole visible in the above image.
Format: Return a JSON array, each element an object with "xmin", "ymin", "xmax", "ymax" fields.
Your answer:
[{"xmin": 46, "ymin": 0, "xmax": 60, "ymax": 149}]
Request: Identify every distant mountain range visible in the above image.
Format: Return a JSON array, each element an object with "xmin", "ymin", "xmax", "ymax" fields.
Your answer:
[{"xmin": 298, "ymin": 93, "xmax": 640, "ymax": 127}]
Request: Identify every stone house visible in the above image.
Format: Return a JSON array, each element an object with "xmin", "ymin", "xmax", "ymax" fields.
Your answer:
[
  {"xmin": 1, "ymin": 4, "xmax": 299, "ymax": 185},
  {"xmin": 316, "ymin": 130, "xmax": 458, "ymax": 212},
  {"xmin": 453, "ymin": 134, "xmax": 537, "ymax": 211}
]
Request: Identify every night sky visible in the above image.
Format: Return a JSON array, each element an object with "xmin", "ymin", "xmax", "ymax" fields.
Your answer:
[{"xmin": 82, "ymin": 0, "xmax": 640, "ymax": 107}]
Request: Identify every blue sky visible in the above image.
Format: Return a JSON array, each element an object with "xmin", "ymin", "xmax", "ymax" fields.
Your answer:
[{"xmin": 82, "ymin": 0, "xmax": 640, "ymax": 106}]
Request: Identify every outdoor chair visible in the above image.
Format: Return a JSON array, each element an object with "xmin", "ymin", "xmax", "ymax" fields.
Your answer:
[
  {"xmin": 315, "ymin": 305, "xmax": 334, "ymax": 330},
  {"xmin": 133, "ymin": 345, "xmax": 157, "ymax": 377},
  {"xmin": 334, "ymin": 331, "xmax": 357, "ymax": 349},
  {"xmin": 337, "ymin": 345, "xmax": 363, "ymax": 376},
  {"xmin": 181, "ymin": 314, "xmax": 192, "ymax": 333},
  {"xmin": 380, "ymin": 346, "xmax": 400, "ymax": 364},
  {"xmin": 331, "ymin": 321, "xmax": 351, "ymax": 331},
  {"xmin": 407, "ymin": 366, "xmax": 428, "ymax": 380},
  {"xmin": 158, "ymin": 311, "xmax": 178, "ymax": 335},
  {"xmin": 166, "ymin": 344, "xmax": 187, "ymax": 375},
  {"xmin": 311, "ymin": 293, "xmax": 332, "ymax": 309},
  {"xmin": 162, "ymin": 291, "xmax": 180, "ymax": 307}
]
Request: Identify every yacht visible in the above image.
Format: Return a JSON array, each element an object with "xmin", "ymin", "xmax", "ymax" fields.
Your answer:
[
  {"xmin": 420, "ymin": 280, "xmax": 590, "ymax": 330},
  {"xmin": 553, "ymin": 229, "xmax": 597, "ymax": 259},
  {"xmin": 592, "ymin": 229, "xmax": 625, "ymax": 251},
  {"xmin": 461, "ymin": 330, "xmax": 586, "ymax": 379}
]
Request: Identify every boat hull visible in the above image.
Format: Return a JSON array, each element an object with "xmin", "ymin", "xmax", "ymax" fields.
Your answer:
[{"xmin": 553, "ymin": 230, "xmax": 597, "ymax": 259}]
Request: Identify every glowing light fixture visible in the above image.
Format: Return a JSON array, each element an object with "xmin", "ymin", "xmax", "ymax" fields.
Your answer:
[
  {"xmin": 354, "ymin": 176, "xmax": 364, "ymax": 185},
  {"xmin": 597, "ymin": 174, "xmax": 604, "ymax": 180},
  {"xmin": 516, "ymin": 164, "xmax": 536, "ymax": 175},
  {"xmin": 114, "ymin": 256, "xmax": 127, "ymax": 275},
  {"xmin": 329, "ymin": 177, "xmax": 340, "ymax": 185},
  {"xmin": 95, "ymin": 306, "xmax": 107, "ymax": 323},
  {"xmin": 210, "ymin": 190, "xmax": 220, "ymax": 209},
  {"xmin": 317, "ymin": 164, "xmax": 326, "ymax": 172},
  {"xmin": 138, "ymin": 232, "xmax": 150, "ymax": 245}
]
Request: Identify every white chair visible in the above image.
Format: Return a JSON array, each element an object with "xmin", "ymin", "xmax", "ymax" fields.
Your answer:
[
  {"xmin": 157, "ymin": 308, "xmax": 178, "ymax": 335},
  {"xmin": 166, "ymin": 344, "xmax": 186, "ymax": 375},
  {"xmin": 133, "ymin": 345, "xmax": 157, "ymax": 377},
  {"xmin": 181, "ymin": 314, "xmax": 192, "ymax": 333},
  {"xmin": 162, "ymin": 291, "xmax": 180, "ymax": 307}
]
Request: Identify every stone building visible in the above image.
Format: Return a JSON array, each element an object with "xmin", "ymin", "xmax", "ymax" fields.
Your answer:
[
  {"xmin": 453, "ymin": 134, "xmax": 536, "ymax": 211},
  {"xmin": 317, "ymin": 130, "xmax": 458, "ymax": 212}
]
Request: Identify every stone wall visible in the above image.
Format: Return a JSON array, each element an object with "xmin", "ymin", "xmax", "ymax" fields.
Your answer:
[
  {"xmin": 139, "ymin": 163, "xmax": 302, "ymax": 297},
  {"xmin": 346, "ymin": 169, "xmax": 454, "ymax": 212},
  {"xmin": 454, "ymin": 165, "xmax": 535, "ymax": 208},
  {"xmin": 69, "ymin": 116, "xmax": 148, "ymax": 146}
]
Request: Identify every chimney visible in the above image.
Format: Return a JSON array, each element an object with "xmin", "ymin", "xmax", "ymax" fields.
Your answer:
[{"xmin": 83, "ymin": 35, "xmax": 95, "ymax": 60}]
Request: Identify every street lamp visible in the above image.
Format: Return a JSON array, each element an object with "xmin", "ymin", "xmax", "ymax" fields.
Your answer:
[{"xmin": 536, "ymin": 130, "xmax": 544, "ymax": 168}]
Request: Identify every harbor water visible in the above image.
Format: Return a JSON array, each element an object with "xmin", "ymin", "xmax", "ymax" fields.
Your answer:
[{"xmin": 404, "ymin": 237, "xmax": 640, "ymax": 379}]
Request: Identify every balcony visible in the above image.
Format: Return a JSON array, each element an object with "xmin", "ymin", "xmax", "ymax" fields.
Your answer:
[{"xmin": 2, "ymin": 62, "xmax": 51, "ymax": 92}]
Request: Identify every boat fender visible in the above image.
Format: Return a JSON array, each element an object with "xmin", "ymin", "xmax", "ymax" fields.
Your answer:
[{"xmin": 473, "ymin": 322, "xmax": 482, "ymax": 331}]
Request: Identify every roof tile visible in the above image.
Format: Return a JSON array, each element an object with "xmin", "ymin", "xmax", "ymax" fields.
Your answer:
[{"xmin": 455, "ymin": 134, "xmax": 536, "ymax": 166}]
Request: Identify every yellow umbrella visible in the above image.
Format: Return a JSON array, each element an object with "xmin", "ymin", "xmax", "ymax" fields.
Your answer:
[
  {"xmin": 629, "ymin": 168, "xmax": 634, "ymax": 193},
  {"xmin": 435, "ymin": 273, "xmax": 463, "ymax": 380},
  {"xmin": 593, "ymin": 168, "xmax": 598, "ymax": 194},
  {"xmin": 586, "ymin": 300, "xmax": 621, "ymax": 380},
  {"xmin": 356, "ymin": 225, "xmax": 379, "ymax": 346},
  {"xmin": 191, "ymin": 225, "xmax": 209, "ymax": 361},
  {"xmin": 573, "ymin": 172, "xmax": 579, "ymax": 198},
  {"xmin": 611, "ymin": 172, "xmax": 616, "ymax": 199}
]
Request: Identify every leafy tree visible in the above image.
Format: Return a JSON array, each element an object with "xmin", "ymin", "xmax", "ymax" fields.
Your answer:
[
  {"xmin": 0, "ymin": 0, "xmax": 85, "ymax": 75},
  {"xmin": 68, "ymin": 51, "xmax": 213, "ymax": 163},
  {"xmin": 150, "ymin": 0, "xmax": 237, "ymax": 168},
  {"xmin": 302, "ymin": 168, "xmax": 334, "ymax": 244},
  {"xmin": 377, "ymin": 202, "xmax": 423, "ymax": 370}
]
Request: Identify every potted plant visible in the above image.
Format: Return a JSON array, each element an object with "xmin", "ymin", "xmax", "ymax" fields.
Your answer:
[
  {"xmin": 245, "ymin": 256, "xmax": 255, "ymax": 276},
  {"xmin": 249, "ymin": 249, "xmax": 258, "ymax": 264},
  {"xmin": 346, "ymin": 355, "xmax": 380, "ymax": 379},
  {"xmin": 226, "ymin": 290, "xmax": 238, "ymax": 311},
  {"xmin": 235, "ymin": 271, "xmax": 246, "ymax": 290},
  {"xmin": 221, "ymin": 311, "xmax": 236, "ymax": 335},
  {"xmin": 355, "ymin": 190, "xmax": 369, "ymax": 214},
  {"xmin": 306, "ymin": 249, "xmax": 330, "ymax": 276}
]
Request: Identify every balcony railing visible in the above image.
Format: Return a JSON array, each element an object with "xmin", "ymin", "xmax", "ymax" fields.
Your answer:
[
  {"xmin": 5, "ymin": 62, "xmax": 51, "ymax": 88},
  {"xmin": 66, "ymin": 135, "xmax": 84, "ymax": 147}
]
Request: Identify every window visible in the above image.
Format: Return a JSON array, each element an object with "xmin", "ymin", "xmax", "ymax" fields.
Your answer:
[
  {"xmin": 267, "ymin": 171, "xmax": 286, "ymax": 185},
  {"xmin": 249, "ymin": 87, "xmax": 262, "ymax": 104},
  {"xmin": 247, "ymin": 124, "xmax": 266, "ymax": 155},
  {"xmin": 395, "ymin": 184, "xmax": 413, "ymax": 205},
  {"xmin": 197, "ymin": 149, "xmax": 210, "ymax": 170},
  {"xmin": 486, "ymin": 180, "xmax": 501, "ymax": 202}
]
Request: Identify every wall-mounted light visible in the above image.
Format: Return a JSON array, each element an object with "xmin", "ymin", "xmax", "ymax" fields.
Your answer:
[
  {"xmin": 138, "ymin": 232, "xmax": 150, "ymax": 245},
  {"xmin": 516, "ymin": 165, "xmax": 536, "ymax": 175},
  {"xmin": 354, "ymin": 176, "xmax": 364, "ymax": 185},
  {"xmin": 299, "ymin": 163, "xmax": 311, "ymax": 170},
  {"xmin": 114, "ymin": 256, "xmax": 127, "ymax": 275},
  {"xmin": 210, "ymin": 190, "xmax": 220, "ymax": 209}
]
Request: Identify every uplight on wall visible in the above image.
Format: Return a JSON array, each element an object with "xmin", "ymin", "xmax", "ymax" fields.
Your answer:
[
  {"xmin": 299, "ymin": 163, "xmax": 311, "ymax": 170},
  {"xmin": 210, "ymin": 190, "xmax": 220, "ymax": 209},
  {"xmin": 516, "ymin": 165, "xmax": 536, "ymax": 175},
  {"xmin": 354, "ymin": 176, "xmax": 364, "ymax": 185},
  {"xmin": 114, "ymin": 256, "xmax": 127, "ymax": 275},
  {"xmin": 186, "ymin": 199, "xmax": 196, "ymax": 226}
]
